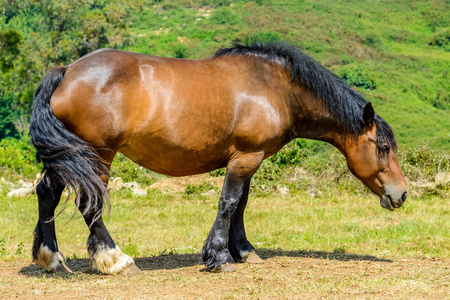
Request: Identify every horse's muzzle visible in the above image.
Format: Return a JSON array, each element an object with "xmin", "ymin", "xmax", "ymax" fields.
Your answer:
[{"xmin": 380, "ymin": 191, "xmax": 407, "ymax": 211}]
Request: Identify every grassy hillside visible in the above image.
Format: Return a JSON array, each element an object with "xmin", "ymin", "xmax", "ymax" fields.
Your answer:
[
  {"xmin": 123, "ymin": 0, "xmax": 449, "ymax": 149},
  {"xmin": 0, "ymin": 0, "xmax": 448, "ymax": 182}
]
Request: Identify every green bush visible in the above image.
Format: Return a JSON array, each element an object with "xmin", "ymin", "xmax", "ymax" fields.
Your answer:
[
  {"xmin": 172, "ymin": 43, "xmax": 188, "ymax": 58},
  {"xmin": 364, "ymin": 30, "xmax": 383, "ymax": 50},
  {"xmin": 0, "ymin": 93, "xmax": 19, "ymax": 140},
  {"xmin": 267, "ymin": 139, "xmax": 308, "ymax": 166},
  {"xmin": 340, "ymin": 54, "xmax": 354, "ymax": 65},
  {"xmin": 428, "ymin": 29, "xmax": 450, "ymax": 52},
  {"xmin": 252, "ymin": 139, "xmax": 308, "ymax": 186},
  {"xmin": 208, "ymin": 8, "xmax": 242, "ymax": 25},
  {"xmin": 337, "ymin": 65, "xmax": 377, "ymax": 90},
  {"xmin": 0, "ymin": 133, "xmax": 40, "ymax": 178}
]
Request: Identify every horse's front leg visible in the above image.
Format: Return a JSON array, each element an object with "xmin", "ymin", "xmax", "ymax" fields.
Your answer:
[
  {"xmin": 228, "ymin": 178, "xmax": 264, "ymax": 264},
  {"xmin": 202, "ymin": 152, "xmax": 263, "ymax": 271}
]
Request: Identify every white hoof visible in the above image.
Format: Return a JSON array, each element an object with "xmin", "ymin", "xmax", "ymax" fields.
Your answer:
[
  {"xmin": 91, "ymin": 245, "xmax": 136, "ymax": 275},
  {"xmin": 35, "ymin": 245, "xmax": 73, "ymax": 273}
]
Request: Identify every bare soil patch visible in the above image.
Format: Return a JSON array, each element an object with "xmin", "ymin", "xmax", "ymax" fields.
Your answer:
[{"xmin": 1, "ymin": 251, "xmax": 448, "ymax": 299}]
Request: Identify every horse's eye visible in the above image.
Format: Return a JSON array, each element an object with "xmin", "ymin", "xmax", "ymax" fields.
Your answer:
[{"xmin": 384, "ymin": 144, "xmax": 390, "ymax": 153}]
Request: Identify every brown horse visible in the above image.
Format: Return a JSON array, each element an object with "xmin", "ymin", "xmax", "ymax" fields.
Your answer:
[{"xmin": 29, "ymin": 40, "xmax": 407, "ymax": 274}]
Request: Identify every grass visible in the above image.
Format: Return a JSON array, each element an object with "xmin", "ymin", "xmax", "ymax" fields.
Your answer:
[{"xmin": 1, "ymin": 185, "xmax": 448, "ymax": 262}]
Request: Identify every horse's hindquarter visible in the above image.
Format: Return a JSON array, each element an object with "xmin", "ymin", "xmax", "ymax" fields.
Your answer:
[{"xmin": 50, "ymin": 50, "xmax": 291, "ymax": 176}]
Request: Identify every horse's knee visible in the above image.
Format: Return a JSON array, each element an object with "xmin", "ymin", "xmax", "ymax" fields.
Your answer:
[{"xmin": 218, "ymin": 198, "xmax": 239, "ymax": 219}]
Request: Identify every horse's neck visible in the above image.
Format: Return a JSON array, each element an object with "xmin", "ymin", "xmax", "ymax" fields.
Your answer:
[{"xmin": 289, "ymin": 89, "xmax": 350, "ymax": 153}]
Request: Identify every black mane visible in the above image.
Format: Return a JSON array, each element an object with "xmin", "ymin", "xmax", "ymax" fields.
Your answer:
[{"xmin": 213, "ymin": 40, "xmax": 397, "ymax": 152}]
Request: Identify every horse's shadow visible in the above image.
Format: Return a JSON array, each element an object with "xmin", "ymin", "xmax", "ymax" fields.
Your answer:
[{"xmin": 19, "ymin": 248, "xmax": 392, "ymax": 277}]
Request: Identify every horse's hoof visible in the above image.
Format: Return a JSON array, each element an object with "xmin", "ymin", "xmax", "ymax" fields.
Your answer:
[
  {"xmin": 213, "ymin": 263, "xmax": 236, "ymax": 273},
  {"xmin": 121, "ymin": 263, "xmax": 141, "ymax": 275},
  {"xmin": 242, "ymin": 251, "xmax": 264, "ymax": 264},
  {"xmin": 54, "ymin": 252, "xmax": 74, "ymax": 273}
]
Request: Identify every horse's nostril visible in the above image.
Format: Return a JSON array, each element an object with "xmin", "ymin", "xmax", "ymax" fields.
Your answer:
[{"xmin": 402, "ymin": 191, "xmax": 407, "ymax": 203}]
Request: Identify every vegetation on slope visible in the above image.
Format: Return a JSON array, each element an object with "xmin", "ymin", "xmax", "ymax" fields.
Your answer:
[{"xmin": 0, "ymin": 0, "xmax": 449, "ymax": 188}]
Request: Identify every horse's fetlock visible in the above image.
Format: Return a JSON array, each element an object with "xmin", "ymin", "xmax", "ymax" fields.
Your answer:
[
  {"xmin": 34, "ymin": 245, "xmax": 62, "ymax": 271},
  {"xmin": 90, "ymin": 245, "xmax": 134, "ymax": 274}
]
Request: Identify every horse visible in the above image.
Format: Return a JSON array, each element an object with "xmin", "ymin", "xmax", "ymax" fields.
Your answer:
[{"xmin": 29, "ymin": 40, "xmax": 407, "ymax": 274}]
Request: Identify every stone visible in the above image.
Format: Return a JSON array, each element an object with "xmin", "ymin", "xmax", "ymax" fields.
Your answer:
[
  {"xmin": 7, "ymin": 187, "xmax": 35, "ymax": 197},
  {"xmin": 132, "ymin": 188, "xmax": 147, "ymax": 196}
]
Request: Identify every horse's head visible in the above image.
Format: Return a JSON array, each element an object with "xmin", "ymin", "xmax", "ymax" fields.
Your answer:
[{"xmin": 344, "ymin": 103, "xmax": 407, "ymax": 211}]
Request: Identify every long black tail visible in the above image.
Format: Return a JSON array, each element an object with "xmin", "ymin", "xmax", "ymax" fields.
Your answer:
[{"xmin": 29, "ymin": 67, "xmax": 109, "ymax": 224}]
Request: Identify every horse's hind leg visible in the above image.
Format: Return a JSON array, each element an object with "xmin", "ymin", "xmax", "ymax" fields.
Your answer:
[
  {"xmin": 79, "ymin": 198, "xmax": 139, "ymax": 274},
  {"xmin": 33, "ymin": 173, "xmax": 72, "ymax": 272},
  {"xmin": 78, "ymin": 155, "xmax": 141, "ymax": 275},
  {"xmin": 228, "ymin": 179, "xmax": 264, "ymax": 264}
]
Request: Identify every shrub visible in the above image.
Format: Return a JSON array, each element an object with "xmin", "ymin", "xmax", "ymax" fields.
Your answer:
[
  {"xmin": 0, "ymin": 133, "xmax": 40, "ymax": 178},
  {"xmin": 208, "ymin": 8, "xmax": 242, "ymax": 25},
  {"xmin": 172, "ymin": 43, "xmax": 188, "ymax": 58},
  {"xmin": 428, "ymin": 29, "xmax": 450, "ymax": 52},
  {"xmin": 337, "ymin": 65, "xmax": 376, "ymax": 90},
  {"xmin": 340, "ymin": 54, "xmax": 354, "ymax": 65},
  {"xmin": 364, "ymin": 30, "xmax": 383, "ymax": 50}
]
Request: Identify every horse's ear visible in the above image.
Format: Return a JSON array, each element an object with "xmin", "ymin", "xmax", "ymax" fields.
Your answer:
[{"xmin": 363, "ymin": 102, "xmax": 374, "ymax": 127}]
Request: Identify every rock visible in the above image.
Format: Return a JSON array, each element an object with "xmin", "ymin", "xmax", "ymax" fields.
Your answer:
[
  {"xmin": 108, "ymin": 179, "xmax": 147, "ymax": 195},
  {"xmin": 275, "ymin": 185, "xmax": 290, "ymax": 197},
  {"xmin": 148, "ymin": 174, "xmax": 224, "ymax": 193},
  {"xmin": 108, "ymin": 177, "xmax": 124, "ymax": 190},
  {"xmin": 19, "ymin": 179, "xmax": 33, "ymax": 189},
  {"xmin": 0, "ymin": 177, "xmax": 14, "ymax": 191},
  {"xmin": 109, "ymin": 177, "xmax": 123, "ymax": 190},
  {"xmin": 132, "ymin": 188, "xmax": 147, "ymax": 196},
  {"xmin": 7, "ymin": 187, "xmax": 35, "ymax": 197},
  {"xmin": 113, "ymin": 177, "xmax": 124, "ymax": 186},
  {"xmin": 123, "ymin": 182, "xmax": 140, "ymax": 189}
]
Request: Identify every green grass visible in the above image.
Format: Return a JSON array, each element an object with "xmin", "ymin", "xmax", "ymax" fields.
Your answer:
[{"xmin": 1, "ymin": 186, "xmax": 448, "ymax": 262}]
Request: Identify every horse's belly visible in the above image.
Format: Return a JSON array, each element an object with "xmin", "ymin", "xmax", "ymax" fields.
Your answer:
[{"xmin": 119, "ymin": 132, "xmax": 230, "ymax": 177}]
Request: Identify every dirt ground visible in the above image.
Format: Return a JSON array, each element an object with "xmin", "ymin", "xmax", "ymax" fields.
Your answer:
[{"xmin": 0, "ymin": 250, "xmax": 448, "ymax": 299}]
